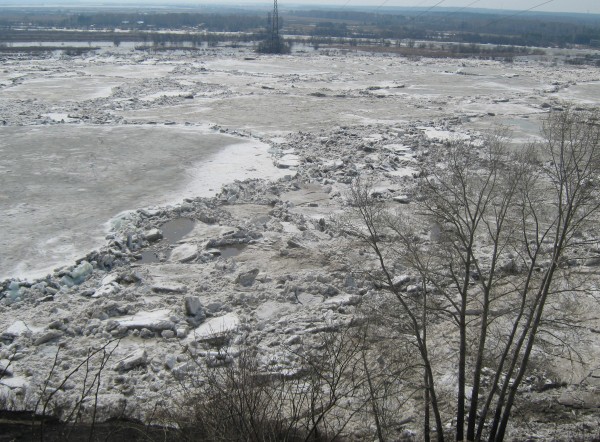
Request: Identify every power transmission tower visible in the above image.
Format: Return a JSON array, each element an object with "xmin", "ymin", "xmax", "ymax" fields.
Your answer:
[
  {"xmin": 271, "ymin": 0, "xmax": 279, "ymax": 42},
  {"xmin": 257, "ymin": 0, "xmax": 287, "ymax": 53}
]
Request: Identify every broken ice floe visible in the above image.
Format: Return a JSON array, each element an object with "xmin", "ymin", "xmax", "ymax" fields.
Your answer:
[
  {"xmin": 418, "ymin": 126, "xmax": 471, "ymax": 141},
  {"xmin": 187, "ymin": 313, "xmax": 240, "ymax": 344},
  {"xmin": 117, "ymin": 309, "xmax": 175, "ymax": 333}
]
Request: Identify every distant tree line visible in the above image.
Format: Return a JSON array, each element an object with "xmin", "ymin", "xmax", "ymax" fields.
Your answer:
[
  {"xmin": 1, "ymin": 7, "xmax": 598, "ymax": 49},
  {"xmin": 0, "ymin": 12, "xmax": 266, "ymax": 32},
  {"xmin": 0, "ymin": 29, "xmax": 260, "ymax": 45},
  {"xmin": 288, "ymin": 9, "xmax": 600, "ymax": 48}
]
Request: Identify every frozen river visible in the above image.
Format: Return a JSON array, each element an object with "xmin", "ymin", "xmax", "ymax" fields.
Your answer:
[
  {"xmin": 0, "ymin": 125, "xmax": 284, "ymax": 280},
  {"xmin": 1, "ymin": 44, "xmax": 599, "ymax": 281}
]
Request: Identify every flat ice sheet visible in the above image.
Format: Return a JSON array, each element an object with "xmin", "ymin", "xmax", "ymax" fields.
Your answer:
[{"xmin": 0, "ymin": 124, "xmax": 281, "ymax": 280}]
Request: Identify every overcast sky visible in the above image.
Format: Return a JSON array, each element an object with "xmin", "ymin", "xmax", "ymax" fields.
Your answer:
[
  {"xmin": 5, "ymin": 0, "xmax": 600, "ymax": 14},
  {"xmin": 154, "ymin": 0, "xmax": 598, "ymax": 14},
  {"xmin": 280, "ymin": 0, "xmax": 598, "ymax": 14}
]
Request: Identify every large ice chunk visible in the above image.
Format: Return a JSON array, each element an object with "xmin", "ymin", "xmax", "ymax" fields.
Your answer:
[
  {"xmin": 187, "ymin": 313, "xmax": 240, "ymax": 344},
  {"xmin": 117, "ymin": 309, "xmax": 175, "ymax": 332}
]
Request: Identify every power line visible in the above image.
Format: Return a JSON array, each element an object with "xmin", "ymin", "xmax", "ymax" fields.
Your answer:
[
  {"xmin": 412, "ymin": 0, "xmax": 446, "ymax": 20},
  {"xmin": 480, "ymin": 0, "xmax": 554, "ymax": 28},
  {"xmin": 375, "ymin": 0, "xmax": 445, "ymax": 15},
  {"xmin": 330, "ymin": 0, "xmax": 554, "ymax": 42},
  {"xmin": 412, "ymin": 0, "xmax": 438, "ymax": 10},
  {"xmin": 425, "ymin": 0, "xmax": 482, "ymax": 25},
  {"xmin": 340, "ymin": 0, "xmax": 352, "ymax": 10},
  {"xmin": 374, "ymin": 0, "xmax": 391, "ymax": 12}
]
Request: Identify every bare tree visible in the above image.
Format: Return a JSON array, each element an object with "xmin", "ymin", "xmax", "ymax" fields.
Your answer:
[
  {"xmin": 340, "ymin": 107, "xmax": 600, "ymax": 441},
  {"xmin": 339, "ymin": 177, "xmax": 446, "ymax": 441},
  {"xmin": 486, "ymin": 107, "xmax": 600, "ymax": 442}
]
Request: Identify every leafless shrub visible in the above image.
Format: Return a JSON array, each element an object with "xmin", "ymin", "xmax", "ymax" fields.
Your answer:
[{"xmin": 158, "ymin": 324, "xmax": 418, "ymax": 442}]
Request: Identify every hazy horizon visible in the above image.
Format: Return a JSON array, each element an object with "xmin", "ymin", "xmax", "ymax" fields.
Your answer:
[{"xmin": 0, "ymin": 0, "xmax": 598, "ymax": 15}]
